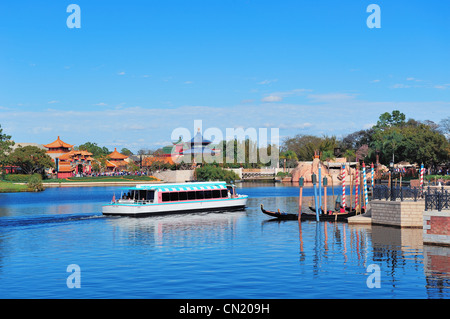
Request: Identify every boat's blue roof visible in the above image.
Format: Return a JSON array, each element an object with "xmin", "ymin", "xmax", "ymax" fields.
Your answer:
[{"xmin": 124, "ymin": 181, "xmax": 229, "ymax": 192}]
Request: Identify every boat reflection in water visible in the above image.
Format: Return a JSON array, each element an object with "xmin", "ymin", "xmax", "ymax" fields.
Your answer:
[{"xmin": 107, "ymin": 210, "xmax": 246, "ymax": 248}]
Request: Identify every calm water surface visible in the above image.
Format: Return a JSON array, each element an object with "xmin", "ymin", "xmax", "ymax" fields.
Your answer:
[{"xmin": 0, "ymin": 183, "xmax": 448, "ymax": 299}]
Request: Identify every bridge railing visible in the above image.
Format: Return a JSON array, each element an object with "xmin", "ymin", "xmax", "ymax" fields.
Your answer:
[
  {"xmin": 372, "ymin": 185, "xmax": 422, "ymax": 202},
  {"xmin": 424, "ymin": 187, "xmax": 450, "ymax": 211}
]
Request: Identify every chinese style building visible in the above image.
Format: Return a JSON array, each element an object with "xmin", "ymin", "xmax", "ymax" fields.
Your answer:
[
  {"xmin": 57, "ymin": 150, "xmax": 94, "ymax": 178},
  {"xmin": 106, "ymin": 148, "xmax": 129, "ymax": 171},
  {"xmin": 181, "ymin": 129, "xmax": 220, "ymax": 158},
  {"xmin": 44, "ymin": 136, "xmax": 93, "ymax": 178},
  {"xmin": 43, "ymin": 136, "xmax": 73, "ymax": 161}
]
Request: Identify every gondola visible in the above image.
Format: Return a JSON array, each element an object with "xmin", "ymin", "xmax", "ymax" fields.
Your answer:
[
  {"xmin": 261, "ymin": 204, "xmax": 356, "ymax": 222},
  {"xmin": 308, "ymin": 206, "xmax": 365, "ymax": 215},
  {"xmin": 260, "ymin": 204, "xmax": 298, "ymax": 220}
]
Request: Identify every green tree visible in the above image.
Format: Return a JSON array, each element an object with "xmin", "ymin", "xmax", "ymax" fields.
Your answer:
[
  {"xmin": 370, "ymin": 113, "xmax": 449, "ymax": 167},
  {"xmin": 77, "ymin": 142, "xmax": 110, "ymax": 158},
  {"xmin": 0, "ymin": 124, "xmax": 15, "ymax": 173},
  {"xmin": 374, "ymin": 110, "xmax": 406, "ymax": 129},
  {"xmin": 401, "ymin": 123, "xmax": 449, "ymax": 168},
  {"xmin": 8, "ymin": 146, "xmax": 54, "ymax": 174},
  {"xmin": 440, "ymin": 116, "xmax": 450, "ymax": 136},
  {"xmin": 120, "ymin": 148, "xmax": 133, "ymax": 156}
]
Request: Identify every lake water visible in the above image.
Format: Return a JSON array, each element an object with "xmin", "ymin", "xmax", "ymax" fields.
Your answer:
[{"xmin": 0, "ymin": 183, "xmax": 448, "ymax": 299}]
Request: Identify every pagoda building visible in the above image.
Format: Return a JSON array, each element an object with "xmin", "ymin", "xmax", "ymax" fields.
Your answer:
[
  {"xmin": 181, "ymin": 129, "xmax": 220, "ymax": 157},
  {"xmin": 160, "ymin": 136, "xmax": 185, "ymax": 157},
  {"xmin": 106, "ymin": 148, "xmax": 129, "ymax": 171},
  {"xmin": 43, "ymin": 136, "xmax": 73, "ymax": 161},
  {"xmin": 57, "ymin": 150, "xmax": 94, "ymax": 178},
  {"xmin": 44, "ymin": 136, "xmax": 94, "ymax": 178}
]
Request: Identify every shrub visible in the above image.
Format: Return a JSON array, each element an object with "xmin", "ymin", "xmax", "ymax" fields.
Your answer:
[
  {"xmin": 195, "ymin": 166, "xmax": 239, "ymax": 183},
  {"xmin": 27, "ymin": 175, "xmax": 44, "ymax": 192}
]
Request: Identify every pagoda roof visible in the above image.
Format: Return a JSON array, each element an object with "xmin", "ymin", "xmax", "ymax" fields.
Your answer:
[
  {"xmin": 182, "ymin": 147, "xmax": 215, "ymax": 155},
  {"xmin": 188, "ymin": 129, "xmax": 212, "ymax": 146},
  {"xmin": 142, "ymin": 156, "xmax": 175, "ymax": 166},
  {"xmin": 43, "ymin": 136, "xmax": 73, "ymax": 149},
  {"xmin": 58, "ymin": 166, "xmax": 74, "ymax": 172},
  {"xmin": 58, "ymin": 150, "xmax": 93, "ymax": 160},
  {"xmin": 108, "ymin": 148, "xmax": 128, "ymax": 159}
]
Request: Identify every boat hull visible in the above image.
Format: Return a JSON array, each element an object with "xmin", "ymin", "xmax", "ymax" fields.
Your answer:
[
  {"xmin": 260, "ymin": 204, "xmax": 356, "ymax": 222},
  {"xmin": 102, "ymin": 197, "xmax": 248, "ymax": 217}
]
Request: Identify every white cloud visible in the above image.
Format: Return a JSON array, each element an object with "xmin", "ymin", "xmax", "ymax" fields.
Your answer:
[
  {"xmin": 259, "ymin": 88, "xmax": 310, "ymax": 103},
  {"xmin": 391, "ymin": 83, "xmax": 411, "ymax": 89},
  {"xmin": 258, "ymin": 79, "xmax": 278, "ymax": 85},
  {"xmin": 261, "ymin": 95, "xmax": 283, "ymax": 102},
  {"xmin": 94, "ymin": 102, "xmax": 107, "ymax": 106},
  {"xmin": 117, "ymin": 71, "xmax": 125, "ymax": 75},
  {"xmin": 184, "ymin": 81, "xmax": 193, "ymax": 84},
  {"xmin": 307, "ymin": 93, "xmax": 357, "ymax": 102},
  {"xmin": 370, "ymin": 79, "xmax": 380, "ymax": 83},
  {"xmin": 434, "ymin": 84, "xmax": 450, "ymax": 90},
  {"xmin": 271, "ymin": 88, "xmax": 311, "ymax": 97},
  {"xmin": 48, "ymin": 100, "xmax": 59, "ymax": 104}
]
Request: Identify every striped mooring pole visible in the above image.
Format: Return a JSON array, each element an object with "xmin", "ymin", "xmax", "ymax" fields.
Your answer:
[
  {"xmin": 341, "ymin": 165, "xmax": 346, "ymax": 213},
  {"xmin": 318, "ymin": 163, "xmax": 322, "ymax": 210},
  {"xmin": 355, "ymin": 166, "xmax": 359, "ymax": 209},
  {"xmin": 371, "ymin": 163, "xmax": 375, "ymax": 190},
  {"xmin": 420, "ymin": 163, "xmax": 424, "ymax": 189},
  {"xmin": 363, "ymin": 162, "xmax": 369, "ymax": 209}
]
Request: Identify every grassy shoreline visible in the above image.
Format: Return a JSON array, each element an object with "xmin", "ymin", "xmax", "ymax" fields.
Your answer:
[
  {"xmin": 0, "ymin": 175, "xmax": 162, "ymax": 192},
  {"xmin": 41, "ymin": 175, "xmax": 160, "ymax": 183},
  {"xmin": 0, "ymin": 180, "xmax": 30, "ymax": 193}
]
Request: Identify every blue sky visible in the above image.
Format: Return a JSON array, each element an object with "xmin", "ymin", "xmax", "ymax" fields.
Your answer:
[{"xmin": 0, "ymin": 0, "xmax": 449, "ymax": 152}]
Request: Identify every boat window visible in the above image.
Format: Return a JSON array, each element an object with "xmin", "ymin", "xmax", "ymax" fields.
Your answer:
[
  {"xmin": 146, "ymin": 190, "xmax": 155, "ymax": 201},
  {"xmin": 212, "ymin": 190, "xmax": 220, "ymax": 198},
  {"xmin": 170, "ymin": 192, "xmax": 179, "ymax": 201},
  {"xmin": 187, "ymin": 191, "xmax": 196, "ymax": 200},
  {"xmin": 196, "ymin": 191, "xmax": 204, "ymax": 199},
  {"xmin": 221, "ymin": 189, "xmax": 227, "ymax": 198},
  {"xmin": 138, "ymin": 190, "xmax": 147, "ymax": 200},
  {"xmin": 178, "ymin": 191, "xmax": 187, "ymax": 201},
  {"xmin": 162, "ymin": 192, "xmax": 170, "ymax": 202},
  {"xmin": 204, "ymin": 190, "xmax": 212, "ymax": 199}
]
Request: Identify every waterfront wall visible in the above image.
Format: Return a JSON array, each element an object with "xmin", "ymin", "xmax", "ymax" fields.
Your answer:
[
  {"xmin": 423, "ymin": 211, "xmax": 450, "ymax": 246},
  {"xmin": 153, "ymin": 170, "xmax": 194, "ymax": 183},
  {"xmin": 371, "ymin": 200, "xmax": 425, "ymax": 228}
]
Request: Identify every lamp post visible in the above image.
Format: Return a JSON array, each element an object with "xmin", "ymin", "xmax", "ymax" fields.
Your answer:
[{"xmin": 390, "ymin": 160, "xmax": 395, "ymax": 201}]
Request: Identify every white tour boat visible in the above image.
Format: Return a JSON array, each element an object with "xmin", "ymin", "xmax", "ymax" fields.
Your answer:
[{"xmin": 102, "ymin": 181, "xmax": 248, "ymax": 217}]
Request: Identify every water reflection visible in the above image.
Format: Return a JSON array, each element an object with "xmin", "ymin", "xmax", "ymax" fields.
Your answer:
[
  {"xmin": 423, "ymin": 245, "xmax": 450, "ymax": 299},
  {"xmin": 106, "ymin": 211, "xmax": 246, "ymax": 248}
]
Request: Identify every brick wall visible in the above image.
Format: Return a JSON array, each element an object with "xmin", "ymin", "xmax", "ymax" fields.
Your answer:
[
  {"xmin": 371, "ymin": 200, "xmax": 425, "ymax": 228},
  {"xmin": 423, "ymin": 211, "xmax": 450, "ymax": 246}
]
